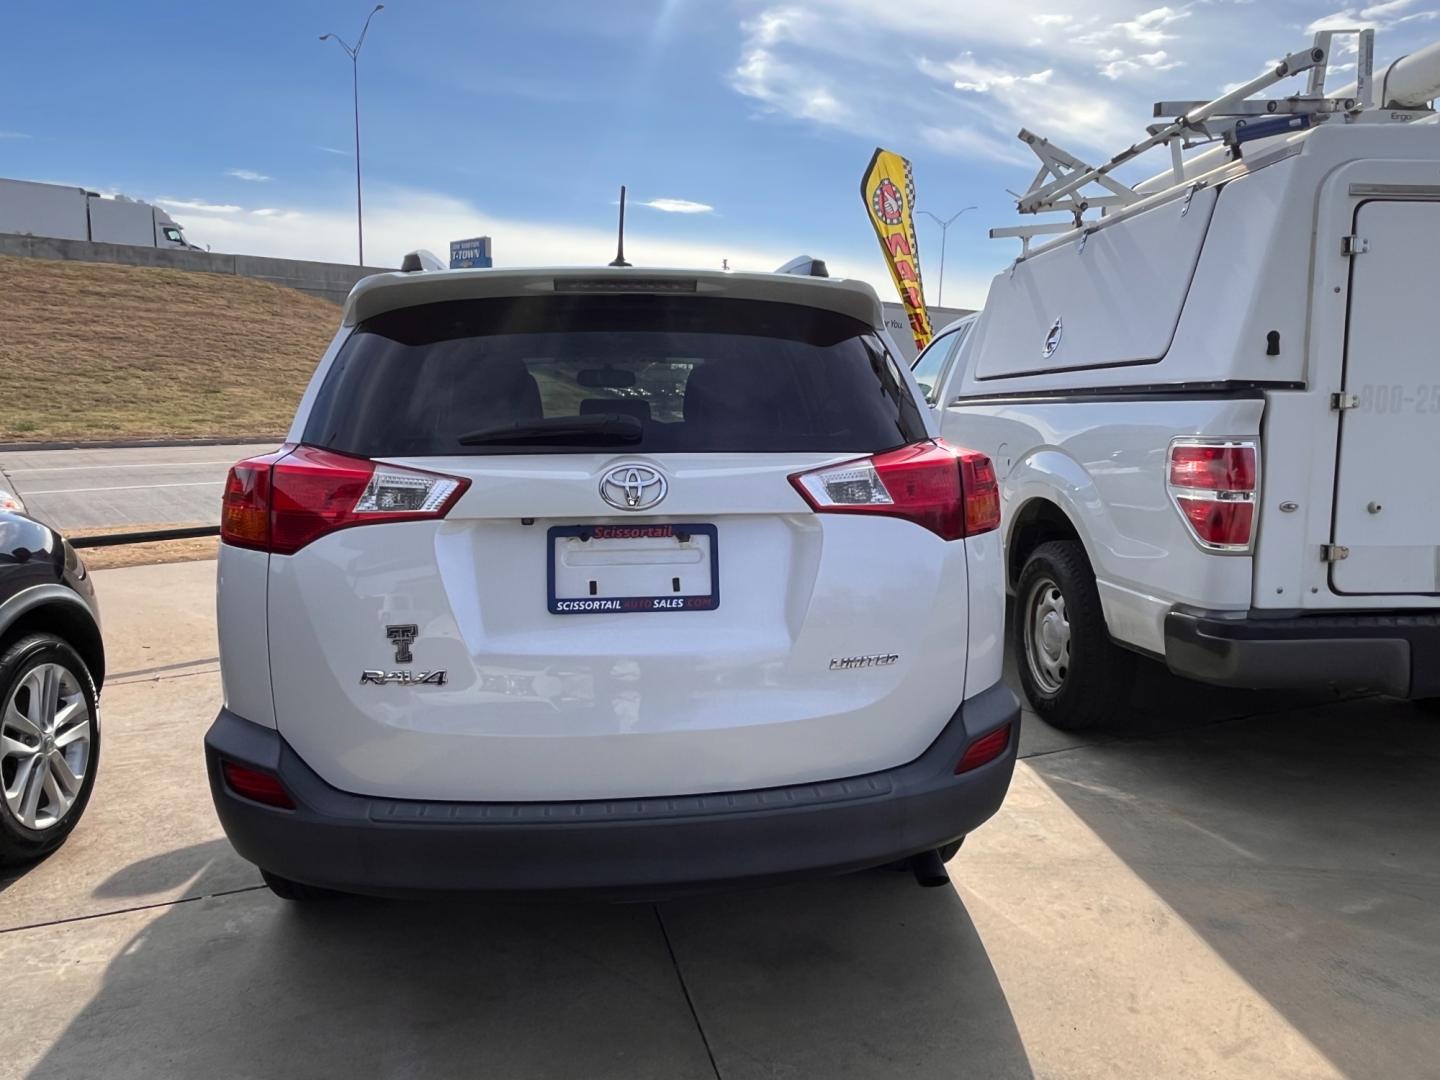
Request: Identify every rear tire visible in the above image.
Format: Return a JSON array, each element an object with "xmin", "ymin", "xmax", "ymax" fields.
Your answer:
[
  {"xmin": 261, "ymin": 869, "xmax": 336, "ymax": 902},
  {"xmin": 1013, "ymin": 541, "xmax": 1133, "ymax": 731}
]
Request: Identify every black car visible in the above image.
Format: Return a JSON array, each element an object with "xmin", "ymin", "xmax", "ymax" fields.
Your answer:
[{"xmin": 0, "ymin": 510, "xmax": 103, "ymax": 863}]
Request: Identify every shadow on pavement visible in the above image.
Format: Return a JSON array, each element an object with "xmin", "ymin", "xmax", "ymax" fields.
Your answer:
[
  {"xmin": 1024, "ymin": 659, "xmax": 1440, "ymax": 1079},
  {"xmin": 25, "ymin": 844, "xmax": 1031, "ymax": 1079},
  {"xmin": 659, "ymin": 871, "xmax": 1034, "ymax": 1080},
  {"xmin": 88, "ymin": 837, "xmax": 237, "ymax": 900}
]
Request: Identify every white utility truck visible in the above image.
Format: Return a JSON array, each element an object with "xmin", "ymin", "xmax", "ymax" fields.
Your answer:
[
  {"xmin": 919, "ymin": 30, "xmax": 1440, "ymax": 729},
  {"xmin": 0, "ymin": 177, "xmax": 195, "ymax": 249}
]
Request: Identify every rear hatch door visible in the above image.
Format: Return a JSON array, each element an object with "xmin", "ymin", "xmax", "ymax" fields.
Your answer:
[{"xmin": 267, "ymin": 285, "xmax": 975, "ymax": 802}]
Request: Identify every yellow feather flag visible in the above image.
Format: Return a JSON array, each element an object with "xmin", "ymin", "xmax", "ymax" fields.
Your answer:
[{"xmin": 860, "ymin": 148, "xmax": 933, "ymax": 352}]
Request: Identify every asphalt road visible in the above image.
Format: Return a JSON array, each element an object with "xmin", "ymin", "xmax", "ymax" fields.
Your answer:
[
  {"xmin": 0, "ymin": 443, "xmax": 278, "ymax": 530},
  {"xmin": 4, "ymin": 559, "xmax": 1438, "ymax": 1079}
]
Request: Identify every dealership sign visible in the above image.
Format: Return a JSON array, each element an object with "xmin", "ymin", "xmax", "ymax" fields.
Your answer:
[{"xmin": 449, "ymin": 236, "xmax": 493, "ymax": 269}]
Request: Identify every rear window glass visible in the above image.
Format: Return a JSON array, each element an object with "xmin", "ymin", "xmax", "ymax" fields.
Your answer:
[{"xmin": 302, "ymin": 294, "xmax": 926, "ymax": 456}]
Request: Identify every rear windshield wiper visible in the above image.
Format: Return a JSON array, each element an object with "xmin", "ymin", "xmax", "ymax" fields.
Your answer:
[{"xmin": 457, "ymin": 414, "xmax": 643, "ymax": 447}]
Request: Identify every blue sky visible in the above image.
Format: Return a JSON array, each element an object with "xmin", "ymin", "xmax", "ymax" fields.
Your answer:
[{"xmin": 2, "ymin": 0, "xmax": 1437, "ymax": 307}]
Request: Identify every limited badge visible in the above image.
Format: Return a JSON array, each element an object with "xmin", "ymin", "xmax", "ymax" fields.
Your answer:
[{"xmin": 829, "ymin": 653, "xmax": 900, "ymax": 671}]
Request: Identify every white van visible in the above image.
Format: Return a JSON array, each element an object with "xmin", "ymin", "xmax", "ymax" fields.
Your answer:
[{"xmin": 921, "ymin": 34, "xmax": 1440, "ymax": 729}]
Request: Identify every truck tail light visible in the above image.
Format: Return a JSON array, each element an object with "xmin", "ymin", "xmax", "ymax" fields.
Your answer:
[
  {"xmin": 1166, "ymin": 440, "xmax": 1258, "ymax": 551},
  {"xmin": 221, "ymin": 445, "xmax": 469, "ymax": 555},
  {"xmin": 789, "ymin": 440, "xmax": 999, "ymax": 540}
]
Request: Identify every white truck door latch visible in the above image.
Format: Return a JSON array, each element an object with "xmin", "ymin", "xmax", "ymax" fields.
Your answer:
[
  {"xmin": 1331, "ymin": 392, "xmax": 1360, "ymax": 410},
  {"xmin": 1341, "ymin": 235, "xmax": 1370, "ymax": 256},
  {"xmin": 1321, "ymin": 544, "xmax": 1351, "ymax": 562}
]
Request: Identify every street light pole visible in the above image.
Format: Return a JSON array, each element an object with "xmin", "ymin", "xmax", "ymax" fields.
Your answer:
[
  {"xmin": 916, "ymin": 205, "xmax": 976, "ymax": 307},
  {"xmin": 321, "ymin": 4, "xmax": 383, "ymax": 267}
]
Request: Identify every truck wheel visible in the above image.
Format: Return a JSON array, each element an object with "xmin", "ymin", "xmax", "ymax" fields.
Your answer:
[{"xmin": 1013, "ymin": 541, "xmax": 1133, "ymax": 731}]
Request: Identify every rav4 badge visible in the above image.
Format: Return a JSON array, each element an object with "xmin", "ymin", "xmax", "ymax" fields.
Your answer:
[{"xmin": 361, "ymin": 670, "xmax": 448, "ymax": 686}]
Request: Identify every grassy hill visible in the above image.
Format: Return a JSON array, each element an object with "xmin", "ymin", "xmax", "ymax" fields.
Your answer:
[{"xmin": 0, "ymin": 255, "xmax": 339, "ymax": 442}]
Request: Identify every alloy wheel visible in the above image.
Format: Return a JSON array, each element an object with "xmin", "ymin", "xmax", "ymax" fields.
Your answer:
[{"xmin": 1, "ymin": 662, "xmax": 93, "ymax": 831}]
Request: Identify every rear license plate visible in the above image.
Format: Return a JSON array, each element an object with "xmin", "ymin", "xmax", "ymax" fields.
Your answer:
[{"xmin": 547, "ymin": 523, "xmax": 719, "ymax": 614}]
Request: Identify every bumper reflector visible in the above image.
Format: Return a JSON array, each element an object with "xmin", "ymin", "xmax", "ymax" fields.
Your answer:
[
  {"xmin": 955, "ymin": 723, "xmax": 1012, "ymax": 774},
  {"xmin": 222, "ymin": 761, "xmax": 296, "ymax": 810}
]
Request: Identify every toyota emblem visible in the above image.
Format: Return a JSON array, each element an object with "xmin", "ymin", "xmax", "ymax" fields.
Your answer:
[{"xmin": 599, "ymin": 463, "xmax": 668, "ymax": 511}]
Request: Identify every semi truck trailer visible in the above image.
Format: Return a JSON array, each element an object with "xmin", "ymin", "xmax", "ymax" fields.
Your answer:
[{"xmin": 0, "ymin": 178, "xmax": 196, "ymax": 250}]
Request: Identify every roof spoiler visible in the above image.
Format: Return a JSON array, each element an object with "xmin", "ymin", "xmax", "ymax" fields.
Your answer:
[
  {"xmin": 774, "ymin": 255, "xmax": 830, "ymax": 278},
  {"xmin": 400, "ymin": 249, "xmax": 447, "ymax": 272}
]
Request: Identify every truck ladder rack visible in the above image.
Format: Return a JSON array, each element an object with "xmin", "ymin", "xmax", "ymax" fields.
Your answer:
[{"xmin": 994, "ymin": 30, "xmax": 1380, "ymax": 251}]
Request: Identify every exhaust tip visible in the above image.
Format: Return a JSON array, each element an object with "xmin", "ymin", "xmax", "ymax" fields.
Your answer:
[{"xmin": 909, "ymin": 848, "xmax": 950, "ymax": 888}]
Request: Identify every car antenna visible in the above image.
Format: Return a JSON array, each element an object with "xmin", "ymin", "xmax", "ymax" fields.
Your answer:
[{"xmin": 608, "ymin": 185, "xmax": 632, "ymax": 267}]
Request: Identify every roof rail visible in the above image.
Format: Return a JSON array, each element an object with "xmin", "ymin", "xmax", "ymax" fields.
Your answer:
[{"xmin": 992, "ymin": 29, "xmax": 1398, "ymax": 255}]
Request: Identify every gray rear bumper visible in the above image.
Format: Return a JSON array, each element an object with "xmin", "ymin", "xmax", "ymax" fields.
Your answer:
[
  {"xmin": 1165, "ymin": 608, "xmax": 1440, "ymax": 698},
  {"xmin": 204, "ymin": 681, "xmax": 1020, "ymax": 899}
]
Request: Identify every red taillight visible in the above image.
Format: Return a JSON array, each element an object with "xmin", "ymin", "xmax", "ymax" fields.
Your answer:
[
  {"xmin": 956, "ymin": 723, "xmax": 1012, "ymax": 774},
  {"xmin": 220, "ymin": 447, "xmax": 287, "ymax": 551},
  {"xmin": 788, "ymin": 440, "xmax": 1000, "ymax": 540},
  {"xmin": 220, "ymin": 445, "xmax": 470, "ymax": 555},
  {"xmin": 1168, "ymin": 443, "xmax": 1257, "ymax": 492},
  {"xmin": 959, "ymin": 451, "xmax": 1000, "ymax": 535},
  {"xmin": 1166, "ymin": 440, "xmax": 1258, "ymax": 551},
  {"xmin": 222, "ymin": 760, "xmax": 295, "ymax": 809}
]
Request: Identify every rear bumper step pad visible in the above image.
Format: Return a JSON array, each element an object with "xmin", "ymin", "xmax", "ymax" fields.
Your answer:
[{"xmin": 1165, "ymin": 608, "xmax": 1440, "ymax": 698}]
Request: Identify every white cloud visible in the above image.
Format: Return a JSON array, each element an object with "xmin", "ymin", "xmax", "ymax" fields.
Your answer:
[
  {"xmin": 154, "ymin": 182, "xmax": 1006, "ymax": 307},
  {"xmin": 726, "ymin": 0, "xmax": 1184, "ymax": 161},
  {"xmin": 917, "ymin": 52, "xmax": 1134, "ymax": 152},
  {"xmin": 732, "ymin": 9, "xmax": 855, "ymax": 127},
  {"xmin": 1101, "ymin": 6, "xmax": 1190, "ymax": 46},
  {"xmin": 921, "ymin": 125, "xmax": 1034, "ymax": 166},
  {"xmin": 638, "ymin": 198, "xmax": 715, "ymax": 214},
  {"xmin": 317, "ymin": 146, "xmax": 350, "ymax": 156},
  {"xmin": 1100, "ymin": 49, "xmax": 1183, "ymax": 80},
  {"xmin": 0, "ymin": 130, "xmax": 31, "ymax": 139},
  {"xmin": 1309, "ymin": 0, "xmax": 1431, "ymax": 34},
  {"xmin": 156, "ymin": 197, "xmax": 243, "ymax": 214},
  {"xmin": 156, "ymin": 185, "xmax": 881, "ymax": 288},
  {"xmin": 226, "ymin": 168, "xmax": 271, "ymax": 182},
  {"xmin": 941, "ymin": 54, "xmax": 1054, "ymax": 93},
  {"xmin": 1361, "ymin": 0, "xmax": 1416, "ymax": 17}
]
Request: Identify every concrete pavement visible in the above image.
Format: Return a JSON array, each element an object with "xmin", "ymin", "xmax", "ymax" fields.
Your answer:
[
  {"xmin": 2, "ymin": 560, "xmax": 1438, "ymax": 1078},
  {"xmin": 0, "ymin": 442, "xmax": 277, "ymax": 530}
]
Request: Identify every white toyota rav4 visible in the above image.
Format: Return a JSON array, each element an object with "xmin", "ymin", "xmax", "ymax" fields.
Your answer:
[{"xmin": 205, "ymin": 264, "xmax": 1018, "ymax": 899}]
